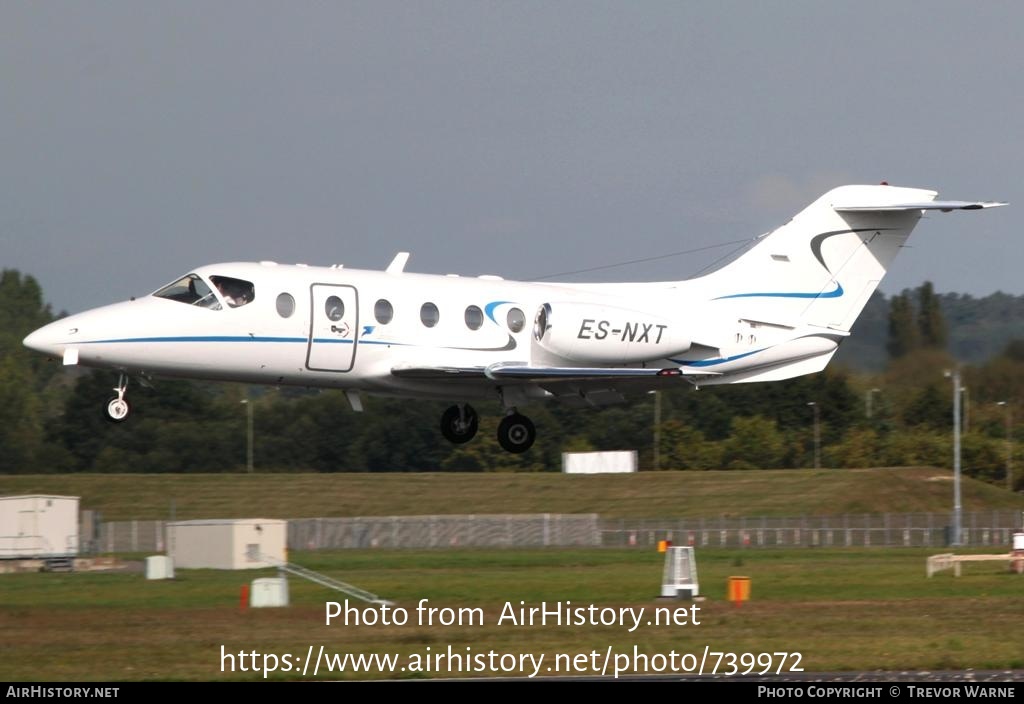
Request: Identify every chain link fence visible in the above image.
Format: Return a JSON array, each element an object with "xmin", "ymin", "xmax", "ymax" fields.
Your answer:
[
  {"xmin": 96, "ymin": 519, "xmax": 167, "ymax": 554},
  {"xmin": 600, "ymin": 511, "xmax": 1024, "ymax": 549},
  {"xmin": 93, "ymin": 511, "xmax": 1022, "ymax": 553},
  {"xmin": 289, "ymin": 514, "xmax": 601, "ymax": 549}
]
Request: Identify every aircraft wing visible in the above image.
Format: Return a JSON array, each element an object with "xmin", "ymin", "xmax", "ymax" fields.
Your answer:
[
  {"xmin": 483, "ymin": 364, "xmax": 718, "ymax": 382},
  {"xmin": 390, "ymin": 363, "xmax": 718, "ymax": 382},
  {"xmin": 390, "ymin": 365, "xmax": 488, "ymax": 379},
  {"xmin": 487, "ymin": 364, "xmax": 720, "ymax": 407},
  {"xmin": 391, "ymin": 363, "xmax": 718, "ymax": 407}
]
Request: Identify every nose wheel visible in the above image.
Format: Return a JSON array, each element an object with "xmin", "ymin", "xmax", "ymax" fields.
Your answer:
[
  {"xmin": 497, "ymin": 412, "xmax": 536, "ymax": 453},
  {"xmin": 103, "ymin": 375, "xmax": 131, "ymax": 423},
  {"xmin": 440, "ymin": 404, "xmax": 479, "ymax": 444}
]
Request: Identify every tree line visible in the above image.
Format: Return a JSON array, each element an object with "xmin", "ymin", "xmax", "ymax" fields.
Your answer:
[{"xmin": 1, "ymin": 268, "xmax": 1021, "ymax": 489}]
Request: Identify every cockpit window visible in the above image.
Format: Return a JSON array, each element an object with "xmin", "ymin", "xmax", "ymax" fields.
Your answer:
[
  {"xmin": 153, "ymin": 274, "xmax": 255, "ymax": 310},
  {"xmin": 210, "ymin": 276, "xmax": 255, "ymax": 308},
  {"xmin": 153, "ymin": 274, "xmax": 222, "ymax": 310}
]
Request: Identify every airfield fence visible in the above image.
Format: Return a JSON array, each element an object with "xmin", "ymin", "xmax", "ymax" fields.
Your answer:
[
  {"xmin": 599, "ymin": 511, "xmax": 1024, "ymax": 549},
  {"xmin": 93, "ymin": 510, "xmax": 1023, "ymax": 553},
  {"xmin": 288, "ymin": 514, "xmax": 601, "ymax": 549},
  {"xmin": 97, "ymin": 519, "xmax": 167, "ymax": 554}
]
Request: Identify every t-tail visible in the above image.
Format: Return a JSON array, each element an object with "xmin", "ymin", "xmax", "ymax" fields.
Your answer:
[{"xmin": 685, "ymin": 184, "xmax": 1005, "ymax": 383}]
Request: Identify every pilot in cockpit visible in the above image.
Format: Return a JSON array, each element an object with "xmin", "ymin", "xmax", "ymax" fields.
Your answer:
[
  {"xmin": 215, "ymin": 280, "xmax": 239, "ymax": 307},
  {"xmin": 213, "ymin": 277, "xmax": 251, "ymax": 308}
]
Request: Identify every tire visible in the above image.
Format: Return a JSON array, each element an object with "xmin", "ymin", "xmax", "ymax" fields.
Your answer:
[
  {"xmin": 497, "ymin": 413, "xmax": 536, "ymax": 453},
  {"xmin": 104, "ymin": 397, "xmax": 131, "ymax": 423},
  {"xmin": 440, "ymin": 404, "xmax": 479, "ymax": 444}
]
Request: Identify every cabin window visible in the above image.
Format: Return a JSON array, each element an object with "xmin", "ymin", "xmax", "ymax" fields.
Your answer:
[
  {"xmin": 507, "ymin": 307, "xmax": 525, "ymax": 333},
  {"xmin": 374, "ymin": 299, "xmax": 394, "ymax": 324},
  {"xmin": 420, "ymin": 302, "xmax": 439, "ymax": 328},
  {"xmin": 464, "ymin": 305, "xmax": 483, "ymax": 330},
  {"xmin": 325, "ymin": 296, "xmax": 345, "ymax": 321},
  {"xmin": 153, "ymin": 274, "xmax": 221, "ymax": 310},
  {"xmin": 210, "ymin": 275, "xmax": 255, "ymax": 308},
  {"xmin": 276, "ymin": 293, "xmax": 295, "ymax": 318}
]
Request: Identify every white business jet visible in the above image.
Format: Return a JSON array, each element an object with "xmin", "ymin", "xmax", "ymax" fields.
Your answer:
[{"xmin": 23, "ymin": 184, "xmax": 1004, "ymax": 453}]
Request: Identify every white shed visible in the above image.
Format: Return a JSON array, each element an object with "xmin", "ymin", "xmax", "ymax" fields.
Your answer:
[
  {"xmin": 166, "ymin": 519, "xmax": 287, "ymax": 570},
  {"xmin": 0, "ymin": 495, "xmax": 79, "ymax": 558}
]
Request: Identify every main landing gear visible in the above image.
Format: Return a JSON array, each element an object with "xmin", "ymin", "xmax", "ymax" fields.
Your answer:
[
  {"xmin": 440, "ymin": 404, "xmax": 479, "ymax": 444},
  {"xmin": 497, "ymin": 411, "xmax": 536, "ymax": 454},
  {"xmin": 104, "ymin": 374, "xmax": 131, "ymax": 423},
  {"xmin": 439, "ymin": 404, "xmax": 537, "ymax": 453}
]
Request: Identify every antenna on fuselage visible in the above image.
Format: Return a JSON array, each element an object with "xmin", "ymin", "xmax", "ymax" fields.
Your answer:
[{"xmin": 386, "ymin": 252, "xmax": 410, "ymax": 274}]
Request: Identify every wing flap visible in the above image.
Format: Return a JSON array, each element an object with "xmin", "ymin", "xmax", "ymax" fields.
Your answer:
[
  {"xmin": 390, "ymin": 365, "xmax": 488, "ymax": 379},
  {"xmin": 488, "ymin": 365, "xmax": 719, "ymax": 407},
  {"xmin": 484, "ymin": 364, "xmax": 720, "ymax": 382},
  {"xmin": 391, "ymin": 363, "xmax": 720, "ymax": 384}
]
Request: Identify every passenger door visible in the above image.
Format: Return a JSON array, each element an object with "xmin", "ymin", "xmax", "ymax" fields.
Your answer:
[{"xmin": 307, "ymin": 284, "xmax": 359, "ymax": 372}]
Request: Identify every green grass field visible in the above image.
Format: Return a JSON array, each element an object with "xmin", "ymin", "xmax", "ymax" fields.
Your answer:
[
  {"xmin": 2, "ymin": 547, "xmax": 1022, "ymax": 681},
  {"xmin": 2, "ymin": 468, "xmax": 1022, "ymax": 681},
  {"xmin": 2, "ymin": 467, "xmax": 1021, "ymax": 520}
]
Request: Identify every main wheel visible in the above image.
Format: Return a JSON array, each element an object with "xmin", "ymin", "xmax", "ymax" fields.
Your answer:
[
  {"xmin": 104, "ymin": 397, "xmax": 131, "ymax": 423},
  {"xmin": 497, "ymin": 413, "xmax": 536, "ymax": 453},
  {"xmin": 440, "ymin": 404, "xmax": 479, "ymax": 444}
]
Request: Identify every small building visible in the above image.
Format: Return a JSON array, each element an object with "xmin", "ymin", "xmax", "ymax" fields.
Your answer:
[
  {"xmin": 0, "ymin": 495, "xmax": 79, "ymax": 559},
  {"xmin": 166, "ymin": 519, "xmax": 286, "ymax": 570}
]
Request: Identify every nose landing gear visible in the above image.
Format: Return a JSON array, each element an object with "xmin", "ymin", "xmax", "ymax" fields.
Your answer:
[{"xmin": 104, "ymin": 374, "xmax": 131, "ymax": 423}]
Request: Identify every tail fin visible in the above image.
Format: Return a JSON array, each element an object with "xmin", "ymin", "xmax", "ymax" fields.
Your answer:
[{"xmin": 701, "ymin": 184, "xmax": 1004, "ymax": 333}]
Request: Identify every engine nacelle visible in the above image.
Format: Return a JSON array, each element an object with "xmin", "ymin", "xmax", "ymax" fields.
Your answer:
[{"xmin": 532, "ymin": 302, "xmax": 691, "ymax": 365}]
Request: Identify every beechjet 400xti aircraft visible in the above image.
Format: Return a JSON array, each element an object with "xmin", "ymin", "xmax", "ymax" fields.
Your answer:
[{"xmin": 23, "ymin": 184, "xmax": 1004, "ymax": 453}]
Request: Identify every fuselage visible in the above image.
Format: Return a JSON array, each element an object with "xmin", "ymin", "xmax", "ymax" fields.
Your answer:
[
  {"xmin": 21, "ymin": 262, "xmax": 661, "ymax": 400},
  {"xmin": 20, "ymin": 259, "xmax": 837, "ymax": 403}
]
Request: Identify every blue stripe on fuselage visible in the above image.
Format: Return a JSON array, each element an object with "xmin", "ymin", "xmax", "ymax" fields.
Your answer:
[
  {"xmin": 713, "ymin": 281, "xmax": 844, "ymax": 300},
  {"xmin": 77, "ymin": 336, "xmax": 422, "ymax": 349},
  {"xmin": 80, "ymin": 336, "xmax": 307, "ymax": 344},
  {"xmin": 670, "ymin": 348, "xmax": 765, "ymax": 367}
]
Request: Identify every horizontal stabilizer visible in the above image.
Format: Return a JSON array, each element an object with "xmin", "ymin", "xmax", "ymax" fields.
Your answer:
[{"xmin": 834, "ymin": 200, "xmax": 1006, "ymax": 213}]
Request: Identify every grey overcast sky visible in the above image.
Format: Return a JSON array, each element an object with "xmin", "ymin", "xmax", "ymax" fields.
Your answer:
[{"xmin": 2, "ymin": 1, "xmax": 1021, "ymax": 314}]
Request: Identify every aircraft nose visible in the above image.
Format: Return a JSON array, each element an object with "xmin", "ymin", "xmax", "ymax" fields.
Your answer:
[{"xmin": 23, "ymin": 320, "xmax": 72, "ymax": 357}]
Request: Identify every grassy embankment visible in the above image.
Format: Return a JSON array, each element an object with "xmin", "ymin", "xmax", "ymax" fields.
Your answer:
[{"xmin": 1, "ymin": 466, "xmax": 1020, "ymax": 520}]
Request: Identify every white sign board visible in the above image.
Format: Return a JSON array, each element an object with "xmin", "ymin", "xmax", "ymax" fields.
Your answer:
[{"xmin": 562, "ymin": 451, "xmax": 638, "ymax": 474}]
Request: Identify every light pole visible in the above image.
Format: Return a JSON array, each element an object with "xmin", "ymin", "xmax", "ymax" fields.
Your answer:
[
  {"xmin": 241, "ymin": 398, "xmax": 254, "ymax": 473},
  {"xmin": 962, "ymin": 386, "xmax": 970, "ymax": 434},
  {"xmin": 652, "ymin": 390, "xmax": 661, "ymax": 471},
  {"xmin": 997, "ymin": 401, "xmax": 1013, "ymax": 491},
  {"xmin": 866, "ymin": 387, "xmax": 881, "ymax": 419},
  {"xmin": 945, "ymin": 369, "xmax": 962, "ymax": 546},
  {"xmin": 807, "ymin": 402, "xmax": 820, "ymax": 470}
]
